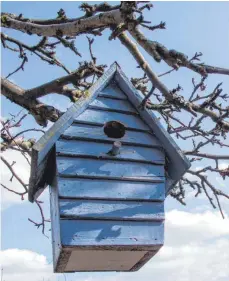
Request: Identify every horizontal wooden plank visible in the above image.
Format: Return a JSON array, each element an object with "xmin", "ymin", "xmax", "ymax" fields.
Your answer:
[
  {"xmin": 74, "ymin": 109, "xmax": 149, "ymax": 131},
  {"xmin": 60, "ymin": 220, "xmax": 164, "ymax": 246},
  {"xmin": 89, "ymin": 97, "xmax": 137, "ymax": 114},
  {"xmin": 56, "ymin": 141, "xmax": 164, "ymax": 164},
  {"xmin": 59, "ymin": 199, "xmax": 164, "ymax": 221},
  {"xmin": 100, "ymin": 83, "xmax": 127, "ymax": 99},
  {"xmin": 57, "ymin": 157, "xmax": 165, "ymax": 179},
  {"xmin": 57, "ymin": 177, "xmax": 165, "ymax": 201},
  {"xmin": 61, "ymin": 123, "xmax": 162, "ymax": 148}
]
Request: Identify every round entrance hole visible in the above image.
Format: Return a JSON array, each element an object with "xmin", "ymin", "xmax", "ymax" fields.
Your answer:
[{"xmin": 103, "ymin": 121, "xmax": 126, "ymax": 139}]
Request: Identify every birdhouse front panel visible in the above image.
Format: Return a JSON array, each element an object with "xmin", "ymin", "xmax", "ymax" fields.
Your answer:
[{"xmin": 51, "ymin": 80, "xmax": 166, "ymax": 272}]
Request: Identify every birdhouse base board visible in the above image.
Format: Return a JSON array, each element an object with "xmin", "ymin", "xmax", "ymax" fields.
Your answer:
[{"xmin": 55, "ymin": 249, "xmax": 158, "ymax": 272}]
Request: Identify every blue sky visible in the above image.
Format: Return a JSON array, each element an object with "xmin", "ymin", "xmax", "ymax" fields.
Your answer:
[{"xmin": 1, "ymin": 1, "xmax": 229, "ymax": 281}]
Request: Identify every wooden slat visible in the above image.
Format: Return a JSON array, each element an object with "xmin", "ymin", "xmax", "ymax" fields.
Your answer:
[
  {"xmin": 99, "ymin": 83, "xmax": 127, "ymax": 99},
  {"xmin": 61, "ymin": 123, "xmax": 161, "ymax": 148},
  {"xmin": 60, "ymin": 220, "xmax": 164, "ymax": 246},
  {"xmin": 56, "ymin": 157, "xmax": 164, "ymax": 179},
  {"xmin": 74, "ymin": 109, "xmax": 149, "ymax": 131},
  {"xmin": 59, "ymin": 199, "xmax": 164, "ymax": 221},
  {"xmin": 89, "ymin": 97, "xmax": 137, "ymax": 114},
  {"xmin": 57, "ymin": 177, "xmax": 165, "ymax": 201},
  {"xmin": 56, "ymin": 139, "xmax": 164, "ymax": 164}
]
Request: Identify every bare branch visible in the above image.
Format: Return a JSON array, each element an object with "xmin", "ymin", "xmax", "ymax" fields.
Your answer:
[
  {"xmin": 1, "ymin": 2, "xmax": 229, "ymax": 217},
  {"xmin": 117, "ymin": 31, "xmax": 229, "ymax": 130},
  {"xmin": 28, "ymin": 200, "xmax": 50, "ymax": 236},
  {"xmin": 1, "ymin": 9, "xmax": 124, "ymax": 37},
  {"xmin": 1, "ymin": 155, "xmax": 28, "ymax": 192},
  {"xmin": 1, "ymin": 62, "xmax": 106, "ymax": 125},
  {"xmin": 127, "ymin": 25, "xmax": 229, "ymax": 76},
  {"xmin": 1, "ymin": 32, "xmax": 71, "ymax": 74}
]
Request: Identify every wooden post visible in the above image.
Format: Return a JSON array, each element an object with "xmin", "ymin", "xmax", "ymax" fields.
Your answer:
[{"xmin": 109, "ymin": 141, "xmax": 122, "ymax": 156}]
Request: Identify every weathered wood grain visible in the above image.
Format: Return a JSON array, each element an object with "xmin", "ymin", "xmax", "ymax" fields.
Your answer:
[
  {"xmin": 61, "ymin": 123, "xmax": 162, "ymax": 148},
  {"xmin": 57, "ymin": 177, "xmax": 165, "ymax": 201},
  {"xmin": 89, "ymin": 97, "xmax": 136, "ymax": 114},
  {"xmin": 56, "ymin": 157, "xmax": 164, "ymax": 179},
  {"xmin": 74, "ymin": 109, "xmax": 149, "ymax": 130},
  {"xmin": 56, "ymin": 139, "xmax": 164, "ymax": 163},
  {"xmin": 59, "ymin": 199, "xmax": 164, "ymax": 221},
  {"xmin": 99, "ymin": 83, "xmax": 127, "ymax": 99},
  {"xmin": 60, "ymin": 219, "xmax": 164, "ymax": 246}
]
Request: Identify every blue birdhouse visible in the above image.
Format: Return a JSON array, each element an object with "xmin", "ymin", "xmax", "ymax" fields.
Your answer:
[{"xmin": 29, "ymin": 62, "xmax": 190, "ymax": 273}]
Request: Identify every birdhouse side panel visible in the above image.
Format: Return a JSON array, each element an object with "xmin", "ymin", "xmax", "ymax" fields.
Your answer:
[{"xmin": 49, "ymin": 176, "xmax": 61, "ymax": 271}]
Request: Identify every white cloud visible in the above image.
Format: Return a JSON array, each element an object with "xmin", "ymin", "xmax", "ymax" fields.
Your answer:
[
  {"xmin": 165, "ymin": 210, "xmax": 229, "ymax": 246},
  {"xmin": 150, "ymin": 239, "xmax": 229, "ymax": 281},
  {"xmin": 219, "ymin": 162, "xmax": 229, "ymax": 170},
  {"xmin": 0, "ymin": 249, "xmax": 56, "ymax": 281},
  {"xmin": 1, "ymin": 150, "xmax": 30, "ymax": 210}
]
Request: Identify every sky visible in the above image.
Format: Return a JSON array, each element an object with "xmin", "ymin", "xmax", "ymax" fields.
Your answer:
[{"xmin": 1, "ymin": 1, "xmax": 229, "ymax": 281}]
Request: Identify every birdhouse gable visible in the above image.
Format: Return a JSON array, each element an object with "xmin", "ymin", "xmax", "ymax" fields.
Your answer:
[{"xmin": 29, "ymin": 62, "xmax": 190, "ymax": 203}]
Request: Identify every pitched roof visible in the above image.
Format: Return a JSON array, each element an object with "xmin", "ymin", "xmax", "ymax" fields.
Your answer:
[{"xmin": 29, "ymin": 62, "xmax": 190, "ymax": 202}]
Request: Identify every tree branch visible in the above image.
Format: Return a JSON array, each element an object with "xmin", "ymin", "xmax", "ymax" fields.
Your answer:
[
  {"xmin": 1, "ymin": 62, "xmax": 106, "ymax": 125},
  {"xmin": 127, "ymin": 25, "xmax": 229, "ymax": 76},
  {"xmin": 1, "ymin": 9, "xmax": 124, "ymax": 37},
  {"xmin": 1, "ymin": 155, "xmax": 28, "ymax": 192},
  {"xmin": 117, "ymin": 31, "xmax": 229, "ymax": 130}
]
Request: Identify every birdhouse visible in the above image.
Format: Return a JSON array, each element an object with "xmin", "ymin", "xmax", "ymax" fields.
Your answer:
[{"xmin": 29, "ymin": 62, "xmax": 190, "ymax": 273}]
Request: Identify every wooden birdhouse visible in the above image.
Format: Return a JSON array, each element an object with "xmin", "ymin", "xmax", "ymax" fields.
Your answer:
[{"xmin": 29, "ymin": 62, "xmax": 190, "ymax": 273}]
